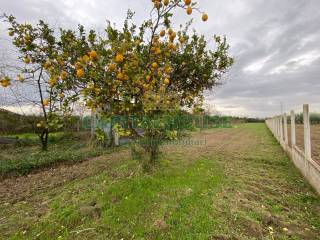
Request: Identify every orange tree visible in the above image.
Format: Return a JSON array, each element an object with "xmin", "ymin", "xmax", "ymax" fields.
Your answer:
[
  {"xmin": 60, "ymin": 0, "xmax": 232, "ymax": 162},
  {"xmin": 2, "ymin": 0, "xmax": 233, "ymax": 160}
]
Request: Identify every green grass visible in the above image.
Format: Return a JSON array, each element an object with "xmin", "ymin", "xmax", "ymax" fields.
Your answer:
[
  {"xmin": 0, "ymin": 132, "xmax": 111, "ymax": 177},
  {"xmin": 0, "ymin": 124, "xmax": 319, "ymax": 239}
]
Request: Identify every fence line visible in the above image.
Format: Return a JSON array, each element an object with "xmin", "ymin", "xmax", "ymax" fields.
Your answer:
[{"xmin": 266, "ymin": 104, "xmax": 320, "ymax": 195}]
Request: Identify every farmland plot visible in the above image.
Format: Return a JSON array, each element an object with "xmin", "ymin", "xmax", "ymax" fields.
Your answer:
[{"xmin": 0, "ymin": 124, "xmax": 319, "ymax": 239}]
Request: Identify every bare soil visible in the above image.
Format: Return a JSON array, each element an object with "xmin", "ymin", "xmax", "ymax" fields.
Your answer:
[
  {"xmin": 0, "ymin": 150, "xmax": 130, "ymax": 204},
  {"xmin": 288, "ymin": 124, "xmax": 320, "ymax": 164}
]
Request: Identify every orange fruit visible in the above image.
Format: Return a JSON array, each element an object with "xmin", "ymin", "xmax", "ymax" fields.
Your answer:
[
  {"xmin": 82, "ymin": 55, "xmax": 90, "ymax": 62},
  {"xmin": 60, "ymin": 71, "xmax": 68, "ymax": 80},
  {"xmin": 179, "ymin": 37, "xmax": 185, "ymax": 44},
  {"xmin": 163, "ymin": 0, "xmax": 170, "ymax": 6},
  {"xmin": 76, "ymin": 69, "xmax": 85, "ymax": 78},
  {"xmin": 117, "ymin": 72, "xmax": 124, "ymax": 80},
  {"xmin": 154, "ymin": 1, "xmax": 161, "ymax": 9},
  {"xmin": 202, "ymin": 13, "xmax": 208, "ymax": 21},
  {"xmin": 115, "ymin": 54, "xmax": 125, "ymax": 63},
  {"xmin": 123, "ymin": 74, "xmax": 129, "ymax": 81},
  {"xmin": 24, "ymin": 56, "xmax": 31, "ymax": 64},
  {"xmin": 186, "ymin": 7, "xmax": 192, "ymax": 15},
  {"xmin": 156, "ymin": 48, "xmax": 162, "ymax": 54},
  {"xmin": 184, "ymin": 0, "xmax": 191, "ymax": 5},
  {"xmin": 169, "ymin": 32, "xmax": 176, "ymax": 41},
  {"xmin": 89, "ymin": 50, "xmax": 98, "ymax": 60},
  {"xmin": 160, "ymin": 30, "xmax": 166, "ymax": 37},
  {"xmin": 108, "ymin": 63, "xmax": 117, "ymax": 72},
  {"xmin": 43, "ymin": 99, "xmax": 50, "ymax": 107},
  {"xmin": 164, "ymin": 78, "xmax": 170, "ymax": 85},
  {"xmin": 168, "ymin": 43, "xmax": 176, "ymax": 51},
  {"xmin": 152, "ymin": 62, "xmax": 158, "ymax": 69},
  {"xmin": 165, "ymin": 66, "xmax": 172, "ymax": 74},
  {"xmin": 1, "ymin": 79, "xmax": 10, "ymax": 88}
]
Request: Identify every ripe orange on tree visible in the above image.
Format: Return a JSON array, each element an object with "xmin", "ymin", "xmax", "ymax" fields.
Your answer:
[
  {"xmin": 186, "ymin": 6, "xmax": 192, "ymax": 15},
  {"xmin": 184, "ymin": 0, "xmax": 192, "ymax": 6},
  {"xmin": 89, "ymin": 50, "xmax": 98, "ymax": 60},
  {"xmin": 115, "ymin": 53, "xmax": 125, "ymax": 63},
  {"xmin": 76, "ymin": 68, "xmax": 85, "ymax": 78},
  {"xmin": 202, "ymin": 13, "xmax": 208, "ymax": 21}
]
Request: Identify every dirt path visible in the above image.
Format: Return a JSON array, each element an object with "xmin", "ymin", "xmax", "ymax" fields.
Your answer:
[{"xmin": 0, "ymin": 150, "xmax": 130, "ymax": 204}]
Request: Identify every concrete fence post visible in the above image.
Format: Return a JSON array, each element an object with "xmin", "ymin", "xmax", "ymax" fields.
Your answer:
[
  {"xmin": 283, "ymin": 113, "xmax": 288, "ymax": 145},
  {"xmin": 275, "ymin": 117, "xmax": 278, "ymax": 138},
  {"xmin": 280, "ymin": 116, "xmax": 283, "ymax": 142},
  {"xmin": 277, "ymin": 117, "xmax": 280, "ymax": 139},
  {"xmin": 272, "ymin": 118, "xmax": 275, "ymax": 134},
  {"xmin": 275, "ymin": 117, "xmax": 277, "ymax": 138},
  {"xmin": 303, "ymin": 104, "xmax": 312, "ymax": 160},
  {"xmin": 291, "ymin": 110, "xmax": 296, "ymax": 147},
  {"xmin": 279, "ymin": 116, "xmax": 282, "ymax": 140},
  {"xmin": 265, "ymin": 104, "xmax": 320, "ymax": 195}
]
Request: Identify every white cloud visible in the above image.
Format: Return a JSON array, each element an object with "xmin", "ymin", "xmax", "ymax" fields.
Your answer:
[
  {"xmin": 270, "ymin": 51, "xmax": 320, "ymax": 74},
  {"xmin": 243, "ymin": 55, "xmax": 273, "ymax": 74}
]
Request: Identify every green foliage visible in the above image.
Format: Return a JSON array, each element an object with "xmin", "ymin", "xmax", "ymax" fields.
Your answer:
[
  {"xmin": 206, "ymin": 115, "xmax": 232, "ymax": 128},
  {"xmin": 95, "ymin": 128, "xmax": 109, "ymax": 147},
  {"xmin": 0, "ymin": 132, "xmax": 111, "ymax": 177},
  {"xmin": 295, "ymin": 112, "xmax": 320, "ymax": 124}
]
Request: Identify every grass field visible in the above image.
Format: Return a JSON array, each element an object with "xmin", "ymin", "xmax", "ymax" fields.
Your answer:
[{"xmin": 0, "ymin": 123, "xmax": 319, "ymax": 239}]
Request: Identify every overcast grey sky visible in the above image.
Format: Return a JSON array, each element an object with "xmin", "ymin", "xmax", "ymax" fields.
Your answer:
[{"xmin": 0, "ymin": 0, "xmax": 319, "ymax": 117}]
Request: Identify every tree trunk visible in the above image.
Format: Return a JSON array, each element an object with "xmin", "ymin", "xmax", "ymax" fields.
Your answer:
[
  {"xmin": 149, "ymin": 136, "xmax": 159, "ymax": 164},
  {"xmin": 40, "ymin": 128, "xmax": 49, "ymax": 151}
]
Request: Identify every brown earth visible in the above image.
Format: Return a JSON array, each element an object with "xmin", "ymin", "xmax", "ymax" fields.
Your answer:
[
  {"xmin": 0, "ymin": 150, "xmax": 131, "ymax": 204},
  {"xmin": 288, "ymin": 124, "xmax": 320, "ymax": 165}
]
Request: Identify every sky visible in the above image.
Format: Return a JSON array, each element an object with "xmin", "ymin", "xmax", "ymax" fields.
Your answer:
[{"xmin": 0, "ymin": 0, "xmax": 319, "ymax": 117}]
